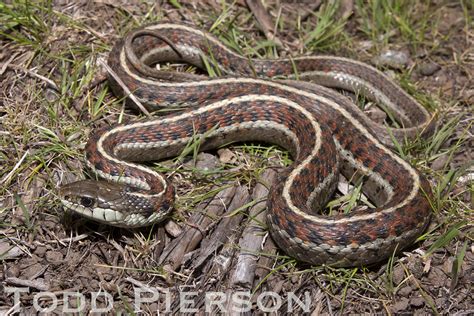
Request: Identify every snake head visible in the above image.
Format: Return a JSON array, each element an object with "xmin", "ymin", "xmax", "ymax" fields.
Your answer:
[{"xmin": 59, "ymin": 180, "xmax": 172, "ymax": 227}]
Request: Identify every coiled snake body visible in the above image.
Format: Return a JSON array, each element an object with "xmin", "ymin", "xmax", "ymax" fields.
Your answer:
[{"xmin": 60, "ymin": 23, "xmax": 435, "ymax": 267}]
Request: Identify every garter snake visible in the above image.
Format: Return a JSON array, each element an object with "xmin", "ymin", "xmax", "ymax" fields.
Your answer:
[{"xmin": 60, "ymin": 23, "xmax": 435, "ymax": 267}]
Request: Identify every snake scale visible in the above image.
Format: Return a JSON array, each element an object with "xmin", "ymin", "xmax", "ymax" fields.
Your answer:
[{"xmin": 60, "ymin": 23, "xmax": 435, "ymax": 267}]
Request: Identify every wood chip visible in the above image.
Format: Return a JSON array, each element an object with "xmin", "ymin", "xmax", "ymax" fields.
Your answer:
[
  {"xmin": 158, "ymin": 185, "xmax": 237, "ymax": 271},
  {"xmin": 190, "ymin": 185, "xmax": 250, "ymax": 270}
]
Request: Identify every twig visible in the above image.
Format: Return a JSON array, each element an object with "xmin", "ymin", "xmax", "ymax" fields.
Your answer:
[
  {"xmin": 0, "ymin": 52, "xmax": 19, "ymax": 76},
  {"xmin": 1, "ymin": 150, "xmax": 29, "ymax": 186},
  {"xmin": 125, "ymin": 276, "xmax": 168, "ymax": 293},
  {"xmin": 2, "ymin": 63, "xmax": 59, "ymax": 91},
  {"xmin": 98, "ymin": 58, "xmax": 151, "ymax": 117},
  {"xmin": 47, "ymin": 233, "xmax": 89, "ymax": 245},
  {"xmin": 6, "ymin": 277, "xmax": 50, "ymax": 291},
  {"xmin": 246, "ymin": 0, "xmax": 283, "ymax": 48}
]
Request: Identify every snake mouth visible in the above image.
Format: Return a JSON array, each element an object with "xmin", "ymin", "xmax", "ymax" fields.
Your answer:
[
  {"xmin": 59, "ymin": 182, "xmax": 168, "ymax": 228},
  {"xmin": 61, "ymin": 198, "xmax": 125, "ymax": 225},
  {"xmin": 61, "ymin": 198, "xmax": 167, "ymax": 228}
]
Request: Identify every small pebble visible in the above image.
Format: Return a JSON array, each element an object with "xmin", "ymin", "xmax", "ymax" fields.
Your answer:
[
  {"xmin": 358, "ymin": 40, "xmax": 374, "ymax": 50},
  {"xmin": 398, "ymin": 285, "xmax": 413, "ymax": 296},
  {"xmin": 418, "ymin": 62, "xmax": 441, "ymax": 76},
  {"xmin": 164, "ymin": 220, "xmax": 182, "ymax": 237},
  {"xmin": 442, "ymin": 257, "xmax": 456, "ymax": 274},
  {"xmin": 365, "ymin": 106, "xmax": 387, "ymax": 124},
  {"xmin": 410, "ymin": 297, "xmax": 425, "ymax": 307},
  {"xmin": 218, "ymin": 148, "xmax": 236, "ymax": 164},
  {"xmin": 392, "ymin": 264, "xmax": 405, "ymax": 285},
  {"xmin": 461, "ymin": 89, "xmax": 474, "ymax": 104},
  {"xmin": 431, "ymin": 154, "xmax": 449, "ymax": 170},
  {"xmin": 0, "ymin": 242, "xmax": 23, "ymax": 260},
  {"xmin": 391, "ymin": 297, "xmax": 409, "ymax": 312},
  {"xmin": 44, "ymin": 88, "xmax": 59, "ymax": 102},
  {"xmin": 45, "ymin": 250, "xmax": 64, "ymax": 264},
  {"xmin": 373, "ymin": 50, "xmax": 410, "ymax": 69},
  {"xmin": 34, "ymin": 246, "xmax": 47, "ymax": 257}
]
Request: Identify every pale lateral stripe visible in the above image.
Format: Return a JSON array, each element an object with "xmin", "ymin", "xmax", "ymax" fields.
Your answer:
[
  {"xmin": 142, "ymin": 23, "xmax": 429, "ymax": 117},
  {"xmin": 143, "ymin": 24, "xmax": 386, "ymax": 70},
  {"xmin": 140, "ymin": 45, "xmax": 238, "ymax": 76},
  {"xmin": 113, "ymin": 108, "xmax": 334, "ymax": 217},
  {"xmin": 141, "ymin": 45, "xmax": 202, "ymax": 63},
  {"xmin": 98, "ymin": 129, "xmax": 168, "ymax": 193},
  {"xmin": 114, "ymin": 120, "xmax": 304, "ymax": 199},
  {"xmin": 100, "ymin": 96, "xmax": 310, "ymax": 196},
  {"xmin": 333, "ymin": 140, "xmax": 395, "ymax": 202},
  {"xmin": 115, "ymin": 120, "xmax": 301, "ymax": 155},
  {"xmin": 104, "ymin": 95, "xmax": 325, "ymax": 220},
  {"xmin": 106, "ymin": 95, "xmax": 305, "ymax": 131},
  {"xmin": 293, "ymin": 70, "xmax": 412, "ymax": 123},
  {"xmin": 86, "ymin": 154, "xmax": 156, "ymax": 192},
  {"xmin": 120, "ymin": 49, "xmax": 422, "ymax": 223},
  {"xmin": 305, "ymin": 169, "xmax": 337, "ymax": 209}
]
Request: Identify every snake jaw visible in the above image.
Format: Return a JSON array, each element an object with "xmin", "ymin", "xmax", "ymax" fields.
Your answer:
[{"xmin": 60, "ymin": 198, "xmax": 126, "ymax": 225}]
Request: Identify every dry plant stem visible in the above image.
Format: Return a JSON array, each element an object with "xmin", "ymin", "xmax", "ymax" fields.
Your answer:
[
  {"xmin": 231, "ymin": 169, "xmax": 278, "ymax": 289},
  {"xmin": 1, "ymin": 63, "xmax": 58, "ymax": 91},
  {"xmin": 245, "ymin": 0, "xmax": 283, "ymax": 48},
  {"xmin": 163, "ymin": 187, "xmax": 251, "ymax": 314},
  {"xmin": 153, "ymin": 227, "xmax": 167, "ymax": 260},
  {"xmin": 5, "ymin": 277, "xmax": 50, "ymax": 291},
  {"xmin": 98, "ymin": 58, "xmax": 151, "ymax": 117}
]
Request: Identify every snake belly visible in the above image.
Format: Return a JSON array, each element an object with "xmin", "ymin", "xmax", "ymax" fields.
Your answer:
[{"xmin": 59, "ymin": 23, "xmax": 434, "ymax": 267}]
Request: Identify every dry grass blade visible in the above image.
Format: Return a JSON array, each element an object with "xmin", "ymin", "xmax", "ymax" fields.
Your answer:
[{"xmin": 245, "ymin": 0, "xmax": 283, "ymax": 48}]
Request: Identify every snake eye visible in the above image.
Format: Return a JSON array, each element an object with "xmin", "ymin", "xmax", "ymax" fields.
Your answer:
[{"xmin": 80, "ymin": 197, "xmax": 95, "ymax": 208}]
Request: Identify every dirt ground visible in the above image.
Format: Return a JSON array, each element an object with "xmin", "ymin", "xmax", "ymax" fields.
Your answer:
[{"xmin": 0, "ymin": 0, "xmax": 472, "ymax": 315}]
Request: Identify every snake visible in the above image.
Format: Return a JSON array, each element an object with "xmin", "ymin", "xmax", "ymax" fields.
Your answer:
[{"xmin": 59, "ymin": 23, "xmax": 436, "ymax": 267}]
